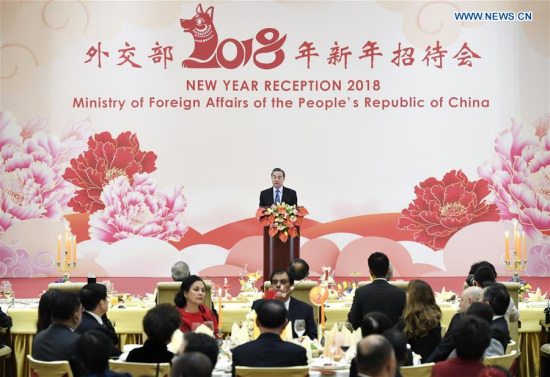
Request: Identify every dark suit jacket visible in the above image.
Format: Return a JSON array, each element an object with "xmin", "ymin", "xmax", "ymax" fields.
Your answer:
[
  {"xmin": 425, "ymin": 311, "xmax": 463, "ymax": 363},
  {"xmin": 259, "ymin": 187, "xmax": 297, "ymax": 207},
  {"xmin": 252, "ymin": 297, "xmax": 317, "ymax": 339},
  {"xmin": 347, "ymin": 279, "xmax": 406, "ymax": 329},
  {"xmin": 126, "ymin": 339, "xmax": 173, "ymax": 364},
  {"xmin": 491, "ymin": 316, "xmax": 510, "ymax": 351},
  {"xmin": 76, "ymin": 311, "xmax": 121, "ymax": 356},
  {"xmin": 0, "ymin": 308, "xmax": 12, "ymax": 329},
  {"xmin": 32, "ymin": 323, "xmax": 80, "ymax": 361},
  {"xmin": 231, "ymin": 332, "xmax": 307, "ymax": 377}
]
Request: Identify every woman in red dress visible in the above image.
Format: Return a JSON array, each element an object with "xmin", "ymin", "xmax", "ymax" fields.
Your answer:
[{"xmin": 174, "ymin": 275, "xmax": 219, "ymax": 338}]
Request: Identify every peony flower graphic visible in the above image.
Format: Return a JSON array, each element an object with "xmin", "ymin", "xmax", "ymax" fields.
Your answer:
[
  {"xmin": 0, "ymin": 111, "xmax": 92, "ymax": 235},
  {"xmin": 478, "ymin": 117, "xmax": 550, "ymax": 242},
  {"xmin": 89, "ymin": 173, "xmax": 188, "ymax": 242},
  {"xmin": 63, "ymin": 131, "xmax": 157, "ymax": 214},
  {"xmin": 397, "ymin": 170, "xmax": 500, "ymax": 250}
]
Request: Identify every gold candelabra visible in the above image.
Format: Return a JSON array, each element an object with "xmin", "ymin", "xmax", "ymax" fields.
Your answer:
[{"xmin": 57, "ymin": 226, "xmax": 77, "ymax": 282}]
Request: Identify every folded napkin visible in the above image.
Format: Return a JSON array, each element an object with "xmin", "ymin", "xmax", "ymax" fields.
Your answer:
[
  {"xmin": 167, "ymin": 329, "xmax": 184, "ymax": 353},
  {"xmin": 435, "ymin": 287, "xmax": 456, "ymax": 302},
  {"xmin": 194, "ymin": 323, "xmax": 214, "ymax": 337},
  {"xmin": 283, "ymin": 321, "xmax": 292, "ymax": 341},
  {"xmin": 230, "ymin": 322, "xmax": 250, "ymax": 346},
  {"xmin": 528, "ymin": 288, "xmax": 547, "ymax": 302},
  {"xmin": 294, "ymin": 336, "xmax": 313, "ymax": 364}
]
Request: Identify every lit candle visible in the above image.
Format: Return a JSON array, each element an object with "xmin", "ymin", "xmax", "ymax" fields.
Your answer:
[
  {"xmin": 57, "ymin": 235, "xmax": 61, "ymax": 262},
  {"xmin": 67, "ymin": 236, "xmax": 72, "ymax": 263},
  {"xmin": 522, "ymin": 231, "xmax": 526, "ymax": 261},
  {"xmin": 504, "ymin": 231, "xmax": 509, "ymax": 263},
  {"xmin": 73, "ymin": 235, "xmax": 77, "ymax": 263},
  {"xmin": 218, "ymin": 288, "xmax": 223, "ymax": 330},
  {"xmin": 320, "ymin": 288, "xmax": 326, "ymax": 328}
]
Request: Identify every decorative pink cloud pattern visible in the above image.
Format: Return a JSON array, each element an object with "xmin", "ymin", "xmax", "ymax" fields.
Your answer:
[
  {"xmin": 89, "ymin": 173, "xmax": 188, "ymax": 242},
  {"xmin": 526, "ymin": 242, "xmax": 550, "ymax": 277},
  {"xmin": 478, "ymin": 116, "xmax": 550, "ymax": 243},
  {"xmin": 0, "ymin": 111, "xmax": 92, "ymax": 237},
  {"xmin": 0, "ymin": 241, "xmax": 57, "ymax": 277}
]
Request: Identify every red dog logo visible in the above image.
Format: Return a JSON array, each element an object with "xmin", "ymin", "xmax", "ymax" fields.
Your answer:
[{"xmin": 180, "ymin": 4, "xmax": 286, "ymax": 69}]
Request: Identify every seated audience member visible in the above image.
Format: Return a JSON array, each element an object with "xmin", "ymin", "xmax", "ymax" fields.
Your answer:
[
  {"xmin": 466, "ymin": 261, "xmax": 497, "ymax": 286},
  {"xmin": 348, "ymin": 252, "xmax": 406, "ymax": 329},
  {"xmin": 252, "ymin": 268, "xmax": 317, "ymax": 339},
  {"xmin": 231, "ymin": 300, "xmax": 307, "ymax": 377},
  {"xmin": 426, "ymin": 286, "xmax": 482, "ymax": 363},
  {"xmin": 127, "ymin": 303, "xmax": 182, "ymax": 363},
  {"xmin": 396, "ymin": 280, "xmax": 441, "ymax": 362},
  {"xmin": 448, "ymin": 303, "xmax": 505, "ymax": 359},
  {"xmin": 360, "ymin": 311, "xmax": 393, "ymax": 338},
  {"xmin": 0, "ymin": 307, "xmax": 12, "ymax": 329},
  {"xmin": 478, "ymin": 365, "xmax": 513, "ymax": 377},
  {"xmin": 172, "ymin": 261, "xmax": 191, "ymax": 281},
  {"xmin": 175, "ymin": 275, "xmax": 219, "ymax": 338},
  {"xmin": 351, "ymin": 312, "xmax": 394, "ymax": 376},
  {"xmin": 171, "ymin": 352, "xmax": 213, "ymax": 377},
  {"xmin": 431, "ymin": 316, "xmax": 490, "ymax": 377},
  {"xmin": 74, "ymin": 329, "xmax": 131, "ymax": 377},
  {"xmin": 383, "ymin": 329, "xmax": 409, "ymax": 377},
  {"xmin": 472, "ymin": 262, "xmax": 519, "ymax": 327},
  {"xmin": 77, "ymin": 283, "xmax": 120, "ymax": 356},
  {"xmin": 32, "ymin": 292, "xmax": 82, "ymax": 362},
  {"xmin": 356, "ymin": 334, "xmax": 397, "ymax": 377},
  {"xmin": 179, "ymin": 332, "xmax": 219, "ymax": 369},
  {"xmin": 483, "ymin": 284, "xmax": 511, "ymax": 351},
  {"xmin": 288, "ymin": 258, "xmax": 310, "ymax": 281},
  {"xmin": 36, "ymin": 290, "xmax": 60, "ymax": 333}
]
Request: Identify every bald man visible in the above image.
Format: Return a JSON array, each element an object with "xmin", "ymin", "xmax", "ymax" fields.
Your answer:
[
  {"xmin": 356, "ymin": 335, "xmax": 396, "ymax": 377},
  {"xmin": 425, "ymin": 286, "xmax": 482, "ymax": 363}
]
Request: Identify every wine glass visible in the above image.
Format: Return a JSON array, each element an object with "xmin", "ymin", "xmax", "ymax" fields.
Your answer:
[
  {"xmin": 1, "ymin": 281, "xmax": 13, "ymax": 304},
  {"xmin": 204, "ymin": 321, "xmax": 215, "ymax": 332},
  {"xmin": 294, "ymin": 319, "xmax": 306, "ymax": 339}
]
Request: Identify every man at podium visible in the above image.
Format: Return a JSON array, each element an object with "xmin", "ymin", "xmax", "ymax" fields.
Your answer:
[{"xmin": 259, "ymin": 168, "xmax": 297, "ymax": 206}]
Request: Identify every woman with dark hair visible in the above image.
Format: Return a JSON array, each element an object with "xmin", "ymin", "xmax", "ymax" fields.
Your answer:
[
  {"xmin": 73, "ymin": 329, "xmax": 130, "ymax": 377},
  {"xmin": 396, "ymin": 279, "xmax": 442, "ymax": 363},
  {"xmin": 175, "ymin": 275, "xmax": 219, "ymax": 338},
  {"xmin": 36, "ymin": 290, "xmax": 60, "ymax": 333}
]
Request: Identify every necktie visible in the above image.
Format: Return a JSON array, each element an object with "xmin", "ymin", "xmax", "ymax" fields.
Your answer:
[{"xmin": 275, "ymin": 189, "xmax": 280, "ymax": 204}]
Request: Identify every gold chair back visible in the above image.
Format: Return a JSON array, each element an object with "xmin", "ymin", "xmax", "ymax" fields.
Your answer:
[
  {"xmin": 27, "ymin": 355, "xmax": 73, "ymax": 377},
  {"xmin": 264, "ymin": 280, "xmax": 320, "ymax": 325},
  {"xmin": 483, "ymin": 350, "xmax": 517, "ymax": 369},
  {"xmin": 109, "ymin": 360, "xmax": 171, "ymax": 377},
  {"xmin": 400, "ymin": 362, "xmax": 435, "ymax": 377},
  {"xmin": 357, "ymin": 280, "xmax": 410, "ymax": 292},
  {"xmin": 235, "ymin": 366, "xmax": 310, "ymax": 377},
  {"xmin": 156, "ymin": 281, "xmax": 212, "ymax": 308},
  {"xmin": 47, "ymin": 283, "xmax": 86, "ymax": 294},
  {"xmin": 506, "ymin": 340, "xmax": 517, "ymax": 354}
]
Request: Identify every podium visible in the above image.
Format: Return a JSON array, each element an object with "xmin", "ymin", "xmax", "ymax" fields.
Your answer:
[{"xmin": 263, "ymin": 226, "xmax": 300, "ymax": 282}]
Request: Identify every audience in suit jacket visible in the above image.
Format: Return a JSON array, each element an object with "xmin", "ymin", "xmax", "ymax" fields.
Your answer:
[
  {"xmin": 348, "ymin": 252, "xmax": 406, "ymax": 329},
  {"xmin": 32, "ymin": 292, "xmax": 82, "ymax": 373},
  {"xmin": 483, "ymin": 284, "xmax": 511, "ymax": 351},
  {"xmin": 76, "ymin": 283, "xmax": 121, "ymax": 357},
  {"xmin": 74, "ymin": 330, "xmax": 131, "ymax": 377},
  {"xmin": 252, "ymin": 297, "xmax": 317, "ymax": 339},
  {"xmin": 232, "ymin": 300, "xmax": 307, "ymax": 377}
]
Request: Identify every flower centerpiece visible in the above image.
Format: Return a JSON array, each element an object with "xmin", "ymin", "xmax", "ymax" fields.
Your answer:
[
  {"xmin": 256, "ymin": 203, "xmax": 309, "ymax": 243},
  {"xmin": 510, "ymin": 272, "xmax": 532, "ymax": 298}
]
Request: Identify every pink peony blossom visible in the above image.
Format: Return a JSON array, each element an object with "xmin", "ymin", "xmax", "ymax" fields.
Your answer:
[
  {"xmin": 89, "ymin": 173, "xmax": 188, "ymax": 242},
  {"xmin": 478, "ymin": 118, "xmax": 550, "ymax": 242},
  {"xmin": 0, "ymin": 111, "xmax": 93, "ymax": 235}
]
